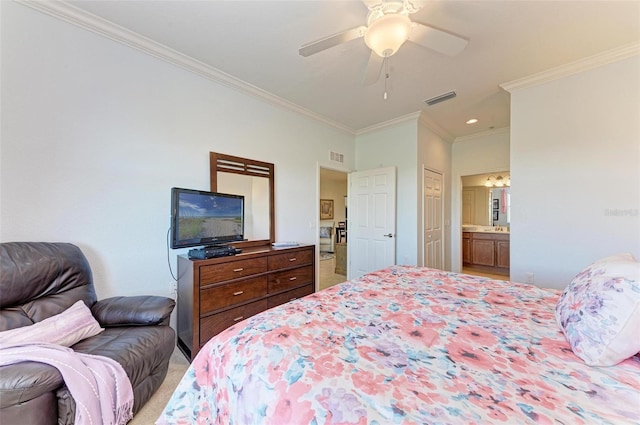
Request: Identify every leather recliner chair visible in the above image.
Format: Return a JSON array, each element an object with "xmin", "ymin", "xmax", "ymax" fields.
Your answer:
[{"xmin": 0, "ymin": 242, "xmax": 177, "ymax": 424}]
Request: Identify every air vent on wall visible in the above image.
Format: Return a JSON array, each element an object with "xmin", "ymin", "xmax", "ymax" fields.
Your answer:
[
  {"xmin": 424, "ymin": 90, "xmax": 457, "ymax": 106},
  {"xmin": 330, "ymin": 151, "xmax": 344, "ymax": 163}
]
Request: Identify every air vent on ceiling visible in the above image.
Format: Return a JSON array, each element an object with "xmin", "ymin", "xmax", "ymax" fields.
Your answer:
[
  {"xmin": 424, "ymin": 90, "xmax": 457, "ymax": 106},
  {"xmin": 330, "ymin": 151, "xmax": 344, "ymax": 163}
]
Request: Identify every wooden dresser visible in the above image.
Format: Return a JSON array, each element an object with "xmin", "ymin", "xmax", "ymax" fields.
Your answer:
[{"xmin": 176, "ymin": 244, "xmax": 315, "ymax": 361}]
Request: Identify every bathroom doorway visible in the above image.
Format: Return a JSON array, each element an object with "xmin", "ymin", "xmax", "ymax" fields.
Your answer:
[{"xmin": 461, "ymin": 171, "xmax": 511, "ymax": 279}]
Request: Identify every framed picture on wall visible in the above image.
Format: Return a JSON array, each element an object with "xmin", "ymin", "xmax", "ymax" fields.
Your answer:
[
  {"xmin": 320, "ymin": 199, "xmax": 334, "ymax": 220},
  {"xmin": 493, "ymin": 210, "xmax": 499, "ymax": 221},
  {"xmin": 493, "ymin": 199, "xmax": 499, "ymax": 210}
]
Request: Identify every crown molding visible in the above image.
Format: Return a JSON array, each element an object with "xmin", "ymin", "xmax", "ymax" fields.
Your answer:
[
  {"xmin": 17, "ymin": 0, "xmax": 356, "ymax": 135},
  {"xmin": 454, "ymin": 126, "xmax": 510, "ymax": 143},
  {"xmin": 501, "ymin": 42, "xmax": 640, "ymax": 92},
  {"xmin": 417, "ymin": 112, "xmax": 455, "ymax": 142},
  {"xmin": 356, "ymin": 110, "xmax": 455, "ymax": 142},
  {"xmin": 356, "ymin": 111, "xmax": 422, "ymax": 136}
]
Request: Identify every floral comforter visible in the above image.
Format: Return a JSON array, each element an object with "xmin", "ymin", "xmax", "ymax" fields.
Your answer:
[{"xmin": 157, "ymin": 266, "xmax": 640, "ymax": 424}]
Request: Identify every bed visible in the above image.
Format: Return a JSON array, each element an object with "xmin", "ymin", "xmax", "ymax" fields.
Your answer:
[{"xmin": 157, "ymin": 263, "xmax": 640, "ymax": 424}]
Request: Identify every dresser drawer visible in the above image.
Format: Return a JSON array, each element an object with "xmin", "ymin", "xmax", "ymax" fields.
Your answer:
[
  {"xmin": 200, "ymin": 257, "xmax": 268, "ymax": 285},
  {"xmin": 199, "ymin": 299, "xmax": 268, "ymax": 346},
  {"xmin": 267, "ymin": 284, "xmax": 314, "ymax": 309},
  {"xmin": 268, "ymin": 265, "xmax": 313, "ymax": 293},
  {"xmin": 200, "ymin": 276, "xmax": 267, "ymax": 314},
  {"xmin": 268, "ymin": 249, "xmax": 313, "ymax": 271}
]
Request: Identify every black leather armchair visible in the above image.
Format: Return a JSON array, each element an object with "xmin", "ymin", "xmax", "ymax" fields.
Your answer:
[{"xmin": 0, "ymin": 242, "xmax": 176, "ymax": 425}]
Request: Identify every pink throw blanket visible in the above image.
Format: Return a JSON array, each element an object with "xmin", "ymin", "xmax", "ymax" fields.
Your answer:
[{"xmin": 0, "ymin": 342, "xmax": 133, "ymax": 425}]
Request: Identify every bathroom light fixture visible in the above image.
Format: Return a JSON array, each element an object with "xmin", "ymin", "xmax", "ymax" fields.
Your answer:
[
  {"xmin": 484, "ymin": 175, "xmax": 510, "ymax": 187},
  {"xmin": 466, "ymin": 118, "xmax": 478, "ymax": 124}
]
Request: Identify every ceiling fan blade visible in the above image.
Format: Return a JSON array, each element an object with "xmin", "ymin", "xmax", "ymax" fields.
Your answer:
[
  {"xmin": 299, "ymin": 26, "xmax": 367, "ymax": 57},
  {"xmin": 409, "ymin": 22, "xmax": 468, "ymax": 56},
  {"xmin": 363, "ymin": 50, "xmax": 384, "ymax": 85}
]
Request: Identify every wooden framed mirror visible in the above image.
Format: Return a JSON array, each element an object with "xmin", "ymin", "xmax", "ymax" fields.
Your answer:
[{"xmin": 210, "ymin": 152, "xmax": 274, "ymax": 248}]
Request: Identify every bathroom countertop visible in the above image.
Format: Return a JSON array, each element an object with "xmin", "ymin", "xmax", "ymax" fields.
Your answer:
[
  {"xmin": 475, "ymin": 230, "xmax": 510, "ymax": 234},
  {"xmin": 462, "ymin": 227, "xmax": 510, "ymax": 234}
]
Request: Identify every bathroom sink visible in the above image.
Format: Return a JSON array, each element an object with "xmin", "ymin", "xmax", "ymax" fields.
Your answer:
[{"xmin": 486, "ymin": 229, "xmax": 509, "ymax": 233}]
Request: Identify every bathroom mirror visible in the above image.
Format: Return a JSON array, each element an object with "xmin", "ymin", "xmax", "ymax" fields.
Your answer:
[
  {"xmin": 210, "ymin": 152, "xmax": 274, "ymax": 248},
  {"xmin": 462, "ymin": 171, "xmax": 510, "ymax": 226},
  {"xmin": 490, "ymin": 187, "xmax": 510, "ymax": 226}
]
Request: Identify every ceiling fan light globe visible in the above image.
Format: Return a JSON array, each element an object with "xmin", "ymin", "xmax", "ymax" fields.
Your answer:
[{"xmin": 364, "ymin": 13, "xmax": 412, "ymax": 57}]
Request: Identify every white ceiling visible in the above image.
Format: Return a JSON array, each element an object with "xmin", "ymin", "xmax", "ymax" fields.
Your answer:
[{"xmin": 65, "ymin": 0, "xmax": 640, "ymax": 139}]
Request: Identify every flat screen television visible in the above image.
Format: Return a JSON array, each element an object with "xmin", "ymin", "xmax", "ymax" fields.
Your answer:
[{"xmin": 170, "ymin": 187, "xmax": 245, "ymax": 249}]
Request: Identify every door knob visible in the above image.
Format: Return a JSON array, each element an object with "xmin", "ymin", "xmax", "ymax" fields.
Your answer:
[{"xmin": 383, "ymin": 233, "xmax": 394, "ymax": 238}]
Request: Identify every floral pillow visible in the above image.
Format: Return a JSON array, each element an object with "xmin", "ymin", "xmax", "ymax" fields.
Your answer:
[
  {"xmin": 0, "ymin": 300, "xmax": 104, "ymax": 347},
  {"xmin": 555, "ymin": 253, "xmax": 640, "ymax": 366}
]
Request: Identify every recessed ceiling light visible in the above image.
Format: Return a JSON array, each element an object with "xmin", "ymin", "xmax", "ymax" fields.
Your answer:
[{"xmin": 466, "ymin": 118, "xmax": 478, "ymax": 124}]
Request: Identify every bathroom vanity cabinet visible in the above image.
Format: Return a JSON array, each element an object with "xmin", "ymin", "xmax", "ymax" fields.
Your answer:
[{"xmin": 463, "ymin": 232, "xmax": 510, "ymax": 274}]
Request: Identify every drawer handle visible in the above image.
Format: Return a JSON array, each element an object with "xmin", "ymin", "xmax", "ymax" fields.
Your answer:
[
  {"xmin": 288, "ymin": 258, "xmax": 297, "ymax": 262},
  {"xmin": 233, "ymin": 291, "xmax": 244, "ymax": 296},
  {"xmin": 233, "ymin": 268, "xmax": 244, "ymax": 272},
  {"xmin": 289, "ymin": 277, "xmax": 297, "ymax": 281},
  {"xmin": 233, "ymin": 316, "xmax": 244, "ymax": 322}
]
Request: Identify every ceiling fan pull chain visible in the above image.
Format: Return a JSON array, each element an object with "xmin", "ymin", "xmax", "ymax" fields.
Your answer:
[{"xmin": 383, "ymin": 56, "xmax": 390, "ymax": 100}]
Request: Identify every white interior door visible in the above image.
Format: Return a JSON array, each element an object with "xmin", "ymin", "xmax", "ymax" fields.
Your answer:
[
  {"xmin": 424, "ymin": 168, "xmax": 443, "ymax": 269},
  {"xmin": 347, "ymin": 167, "xmax": 396, "ymax": 279}
]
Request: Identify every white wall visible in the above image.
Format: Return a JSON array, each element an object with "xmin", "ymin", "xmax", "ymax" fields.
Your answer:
[
  {"xmin": 353, "ymin": 116, "xmax": 452, "ymax": 270},
  {"xmin": 417, "ymin": 119, "xmax": 452, "ymax": 270},
  {"xmin": 451, "ymin": 129, "xmax": 511, "ymax": 272},
  {"xmin": 355, "ymin": 120, "xmax": 418, "ymax": 266},
  {"xmin": 509, "ymin": 55, "xmax": 640, "ymax": 289},
  {"xmin": 0, "ymin": 2, "xmax": 354, "ymax": 299}
]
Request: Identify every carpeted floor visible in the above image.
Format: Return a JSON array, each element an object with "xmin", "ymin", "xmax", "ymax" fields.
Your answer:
[
  {"xmin": 129, "ymin": 348, "xmax": 190, "ymax": 424},
  {"xmin": 319, "ymin": 255, "xmax": 346, "ymax": 290}
]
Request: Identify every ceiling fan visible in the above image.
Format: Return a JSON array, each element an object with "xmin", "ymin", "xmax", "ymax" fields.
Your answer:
[{"xmin": 299, "ymin": 0, "xmax": 468, "ymax": 84}]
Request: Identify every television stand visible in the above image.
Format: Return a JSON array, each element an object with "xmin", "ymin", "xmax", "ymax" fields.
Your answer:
[{"xmin": 188, "ymin": 245, "xmax": 240, "ymax": 260}]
